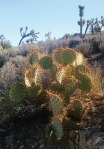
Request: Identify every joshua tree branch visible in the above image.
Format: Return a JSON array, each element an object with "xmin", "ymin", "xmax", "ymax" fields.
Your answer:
[{"xmin": 18, "ymin": 27, "xmax": 39, "ymax": 45}]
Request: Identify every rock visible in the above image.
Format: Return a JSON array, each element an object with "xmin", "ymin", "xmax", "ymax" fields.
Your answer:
[
  {"xmin": 94, "ymin": 137, "xmax": 104, "ymax": 149},
  {"xmin": 5, "ymin": 135, "xmax": 14, "ymax": 149},
  {"xmin": 19, "ymin": 145, "xmax": 24, "ymax": 149}
]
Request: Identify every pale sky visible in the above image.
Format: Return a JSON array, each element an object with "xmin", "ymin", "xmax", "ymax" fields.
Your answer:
[{"xmin": 0, "ymin": 0, "xmax": 104, "ymax": 46}]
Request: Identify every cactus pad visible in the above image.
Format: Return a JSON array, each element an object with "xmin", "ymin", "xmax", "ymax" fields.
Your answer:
[
  {"xmin": 65, "ymin": 65, "xmax": 75, "ymax": 77},
  {"xmin": 77, "ymin": 74, "xmax": 92, "ymax": 93},
  {"xmin": 72, "ymin": 100, "xmax": 83, "ymax": 114},
  {"xmin": 53, "ymin": 50, "xmax": 63, "ymax": 64},
  {"xmin": 67, "ymin": 109, "xmax": 82, "ymax": 122},
  {"xmin": 50, "ymin": 118, "xmax": 63, "ymax": 139},
  {"xmin": 30, "ymin": 53, "xmax": 38, "ymax": 64},
  {"xmin": 67, "ymin": 100, "xmax": 84, "ymax": 122},
  {"xmin": 49, "ymin": 64, "xmax": 57, "ymax": 78},
  {"xmin": 64, "ymin": 82, "xmax": 77, "ymax": 95},
  {"xmin": 56, "ymin": 68, "xmax": 65, "ymax": 84},
  {"xmin": 53, "ymin": 48, "xmax": 76, "ymax": 65},
  {"xmin": 49, "ymin": 82, "xmax": 64, "ymax": 93},
  {"xmin": 39, "ymin": 56, "xmax": 52, "ymax": 69},
  {"xmin": 9, "ymin": 83, "xmax": 27, "ymax": 103},
  {"xmin": 27, "ymin": 85, "xmax": 41, "ymax": 99},
  {"xmin": 74, "ymin": 64, "xmax": 90, "ymax": 74},
  {"xmin": 49, "ymin": 93, "xmax": 63, "ymax": 114},
  {"xmin": 62, "ymin": 48, "xmax": 76, "ymax": 65}
]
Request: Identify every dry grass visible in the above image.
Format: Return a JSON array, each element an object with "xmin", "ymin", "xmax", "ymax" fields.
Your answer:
[{"xmin": 89, "ymin": 62, "xmax": 104, "ymax": 95}]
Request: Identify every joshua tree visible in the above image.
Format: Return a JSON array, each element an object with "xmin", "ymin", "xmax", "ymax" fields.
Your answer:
[
  {"xmin": 83, "ymin": 17, "xmax": 104, "ymax": 38},
  {"xmin": 0, "ymin": 35, "xmax": 11, "ymax": 49},
  {"xmin": 45, "ymin": 32, "xmax": 52, "ymax": 40},
  {"xmin": 0, "ymin": 34, "xmax": 5, "ymax": 40},
  {"xmin": 78, "ymin": 5, "xmax": 85, "ymax": 38},
  {"xmin": 18, "ymin": 26, "xmax": 39, "ymax": 45}
]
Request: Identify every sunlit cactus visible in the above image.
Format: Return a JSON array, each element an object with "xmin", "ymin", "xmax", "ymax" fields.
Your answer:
[
  {"xmin": 39, "ymin": 56, "xmax": 53, "ymax": 69},
  {"xmin": 33, "ymin": 68, "xmax": 53, "ymax": 89},
  {"xmin": 48, "ymin": 92, "xmax": 63, "ymax": 115},
  {"xmin": 56, "ymin": 68, "xmax": 65, "ymax": 84},
  {"xmin": 53, "ymin": 49, "xmax": 63, "ymax": 64},
  {"xmin": 9, "ymin": 47, "xmax": 92, "ymax": 139},
  {"xmin": 64, "ymin": 81, "xmax": 78, "ymax": 95},
  {"xmin": 30, "ymin": 52, "xmax": 39, "ymax": 65},
  {"xmin": 77, "ymin": 73, "xmax": 92, "ymax": 93},
  {"xmin": 49, "ymin": 82, "xmax": 64, "ymax": 93},
  {"xmin": 74, "ymin": 64, "xmax": 90, "ymax": 74},
  {"xmin": 53, "ymin": 48, "xmax": 76, "ymax": 65}
]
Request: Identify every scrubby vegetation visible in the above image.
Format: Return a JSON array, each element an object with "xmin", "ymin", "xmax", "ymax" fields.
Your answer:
[
  {"xmin": 0, "ymin": 5, "xmax": 104, "ymax": 149},
  {"xmin": 0, "ymin": 33, "xmax": 104, "ymax": 148}
]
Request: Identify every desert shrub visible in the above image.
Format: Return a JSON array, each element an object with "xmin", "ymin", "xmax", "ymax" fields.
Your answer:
[
  {"xmin": 37, "ymin": 37, "xmax": 81, "ymax": 53},
  {"xmin": 0, "ymin": 40, "xmax": 12, "ymax": 49},
  {"xmin": 0, "ymin": 55, "xmax": 30, "ymax": 92},
  {"xmin": 37, "ymin": 38, "xmax": 71, "ymax": 53},
  {"xmin": 0, "ymin": 43, "xmax": 39, "ymax": 60},
  {"xmin": 0, "ymin": 55, "xmax": 5, "ymax": 68},
  {"xmin": 75, "ymin": 41, "xmax": 91, "ymax": 57},
  {"xmin": 69, "ymin": 37, "xmax": 81, "ymax": 48},
  {"xmin": 18, "ymin": 43, "xmax": 39, "ymax": 56},
  {"xmin": 89, "ymin": 37, "xmax": 101, "ymax": 54}
]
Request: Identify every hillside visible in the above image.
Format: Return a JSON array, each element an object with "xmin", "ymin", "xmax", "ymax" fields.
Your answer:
[{"xmin": 0, "ymin": 34, "xmax": 104, "ymax": 149}]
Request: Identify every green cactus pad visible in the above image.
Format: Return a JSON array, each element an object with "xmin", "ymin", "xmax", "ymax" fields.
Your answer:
[
  {"xmin": 49, "ymin": 93, "xmax": 63, "ymax": 115},
  {"xmin": 49, "ymin": 82, "xmax": 64, "ymax": 93},
  {"xmin": 9, "ymin": 83, "xmax": 27, "ymax": 103},
  {"xmin": 62, "ymin": 49, "xmax": 76, "ymax": 65},
  {"xmin": 74, "ymin": 64, "xmax": 90, "ymax": 74},
  {"xmin": 49, "ymin": 64, "xmax": 57, "ymax": 78},
  {"xmin": 30, "ymin": 53, "xmax": 39, "ymax": 64},
  {"xmin": 63, "ymin": 93, "xmax": 70, "ymax": 106},
  {"xmin": 63, "ymin": 82, "xmax": 77, "ymax": 106},
  {"xmin": 53, "ymin": 50, "xmax": 63, "ymax": 64},
  {"xmin": 27, "ymin": 85, "xmax": 41, "ymax": 99},
  {"xmin": 67, "ymin": 109, "xmax": 82, "ymax": 122},
  {"xmin": 62, "ymin": 118, "xmax": 79, "ymax": 130},
  {"xmin": 53, "ymin": 48, "xmax": 76, "ymax": 65},
  {"xmin": 73, "ymin": 100, "xmax": 83, "ymax": 114},
  {"xmin": 67, "ymin": 100, "xmax": 84, "ymax": 122},
  {"xmin": 50, "ymin": 118, "xmax": 63, "ymax": 139},
  {"xmin": 39, "ymin": 56, "xmax": 53, "ymax": 69},
  {"xmin": 77, "ymin": 74, "xmax": 92, "ymax": 93},
  {"xmin": 64, "ymin": 82, "xmax": 77, "ymax": 95}
]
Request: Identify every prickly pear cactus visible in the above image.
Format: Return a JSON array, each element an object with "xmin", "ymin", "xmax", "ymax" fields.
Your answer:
[
  {"xmin": 9, "ymin": 47, "xmax": 92, "ymax": 139},
  {"xmin": 48, "ymin": 92, "xmax": 63, "ymax": 115},
  {"xmin": 29, "ymin": 51, "xmax": 39, "ymax": 64},
  {"xmin": 9, "ymin": 83, "xmax": 27, "ymax": 103},
  {"xmin": 50, "ymin": 118, "xmax": 63, "ymax": 139}
]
